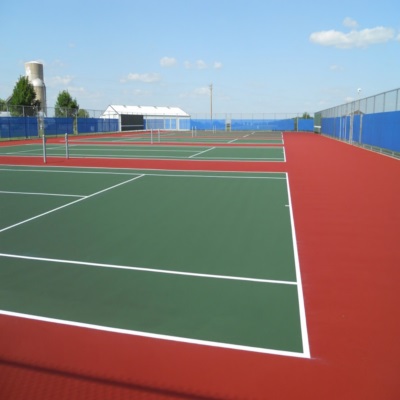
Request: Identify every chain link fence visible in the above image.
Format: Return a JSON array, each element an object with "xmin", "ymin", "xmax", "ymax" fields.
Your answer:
[
  {"xmin": 0, "ymin": 105, "xmax": 118, "ymax": 139},
  {"xmin": 0, "ymin": 104, "xmax": 106, "ymax": 118},
  {"xmin": 1, "ymin": 106, "xmax": 315, "ymax": 140},
  {"xmin": 187, "ymin": 113, "xmax": 313, "ymax": 132},
  {"xmin": 315, "ymin": 88, "xmax": 400, "ymax": 158}
]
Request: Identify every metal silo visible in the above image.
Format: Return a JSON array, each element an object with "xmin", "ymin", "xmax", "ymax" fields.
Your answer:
[{"xmin": 25, "ymin": 61, "xmax": 47, "ymax": 114}]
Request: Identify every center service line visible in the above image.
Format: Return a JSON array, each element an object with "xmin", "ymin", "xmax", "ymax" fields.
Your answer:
[
  {"xmin": 189, "ymin": 147, "xmax": 216, "ymax": 158},
  {"xmin": 0, "ymin": 175, "xmax": 145, "ymax": 234}
]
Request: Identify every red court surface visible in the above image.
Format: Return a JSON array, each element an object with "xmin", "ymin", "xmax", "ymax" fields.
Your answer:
[{"xmin": 1, "ymin": 132, "xmax": 399, "ymax": 399}]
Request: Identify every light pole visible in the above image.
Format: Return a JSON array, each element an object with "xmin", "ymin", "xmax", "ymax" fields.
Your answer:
[{"xmin": 210, "ymin": 83, "xmax": 213, "ymax": 121}]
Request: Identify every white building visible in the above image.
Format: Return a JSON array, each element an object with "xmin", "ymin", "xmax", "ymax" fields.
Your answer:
[{"xmin": 101, "ymin": 105, "xmax": 190, "ymax": 131}]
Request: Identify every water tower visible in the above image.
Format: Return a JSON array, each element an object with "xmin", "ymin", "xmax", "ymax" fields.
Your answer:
[{"xmin": 25, "ymin": 61, "xmax": 47, "ymax": 114}]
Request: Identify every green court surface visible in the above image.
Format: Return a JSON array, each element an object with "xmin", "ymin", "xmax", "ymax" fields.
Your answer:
[
  {"xmin": 80, "ymin": 136, "xmax": 283, "ymax": 145},
  {"xmin": 0, "ymin": 166, "xmax": 308, "ymax": 357},
  {"xmin": 73, "ymin": 130, "xmax": 284, "ymax": 145},
  {"xmin": 0, "ymin": 143, "xmax": 285, "ymax": 161}
]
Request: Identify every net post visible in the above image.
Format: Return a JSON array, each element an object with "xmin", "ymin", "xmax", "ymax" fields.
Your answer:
[
  {"xmin": 42, "ymin": 134, "xmax": 46, "ymax": 164},
  {"xmin": 65, "ymin": 133, "xmax": 69, "ymax": 159}
]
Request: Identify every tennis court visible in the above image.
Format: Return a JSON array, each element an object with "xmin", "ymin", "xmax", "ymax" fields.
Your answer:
[
  {"xmin": 73, "ymin": 130, "xmax": 284, "ymax": 145},
  {"xmin": 0, "ymin": 142, "xmax": 285, "ymax": 162},
  {"xmin": 0, "ymin": 165, "xmax": 308, "ymax": 357},
  {"xmin": 1, "ymin": 132, "xmax": 399, "ymax": 400}
]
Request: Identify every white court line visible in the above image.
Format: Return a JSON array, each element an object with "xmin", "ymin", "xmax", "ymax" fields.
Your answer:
[
  {"xmin": 3, "ymin": 148, "xmax": 42, "ymax": 155},
  {"xmin": 194, "ymin": 157, "xmax": 282, "ymax": 160},
  {"xmin": 0, "ymin": 310, "xmax": 309, "ymax": 358},
  {"xmin": 0, "ymin": 170, "xmax": 309, "ymax": 358},
  {"xmin": 2, "ymin": 145, "xmax": 63, "ymax": 155},
  {"xmin": 285, "ymin": 173, "xmax": 310, "ymax": 358},
  {"xmin": 189, "ymin": 147, "xmax": 216, "ymax": 158},
  {"xmin": 0, "ymin": 252, "xmax": 297, "ymax": 286},
  {"xmin": 0, "ymin": 190, "xmax": 85, "ymax": 198},
  {"xmin": 141, "ymin": 173, "xmax": 285, "ymax": 179},
  {"xmin": 0, "ymin": 174, "xmax": 145, "ymax": 234},
  {"xmin": 24, "ymin": 152, "xmax": 227, "ymax": 160},
  {"xmin": 68, "ymin": 147, "xmax": 199, "ymax": 153},
  {"xmin": 0, "ymin": 167, "xmax": 286, "ymax": 179},
  {"xmin": 228, "ymin": 138, "xmax": 238, "ymax": 143},
  {"xmin": 29, "ymin": 153, "xmax": 284, "ymax": 161}
]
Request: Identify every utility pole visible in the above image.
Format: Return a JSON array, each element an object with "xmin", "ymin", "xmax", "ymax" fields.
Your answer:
[{"xmin": 209, "ymin": 83, "xmax": 213, "ymax": 121}]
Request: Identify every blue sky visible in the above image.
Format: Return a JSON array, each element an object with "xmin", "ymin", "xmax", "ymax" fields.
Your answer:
[{"xmin": 1, "ymin": 0, "xmax": 399, "ymax": 116}]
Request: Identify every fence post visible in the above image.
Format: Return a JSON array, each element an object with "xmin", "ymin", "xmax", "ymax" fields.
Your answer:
[
  {"xmin": 42, "ymin": 134, "xmax": 46, "ymax": 164},
  {"xmin": 65, "ymin": 133, "xmax": 69, "ymax": 159}
]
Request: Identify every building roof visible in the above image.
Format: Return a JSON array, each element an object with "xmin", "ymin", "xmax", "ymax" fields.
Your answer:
[{"xmin": 103, "ymin": 105, "xmax": 190, "ymax": 117}]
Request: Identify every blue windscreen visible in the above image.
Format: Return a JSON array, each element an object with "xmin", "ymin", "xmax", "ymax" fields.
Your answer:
[{"xmin": 0, "ymin": 117, "xmax": 38, "ymax": 139}]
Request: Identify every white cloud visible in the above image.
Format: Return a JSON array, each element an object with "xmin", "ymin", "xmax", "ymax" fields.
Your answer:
[
  {"xmin": 122, "ymin": 73, "xmax": 161, "ymax": 83},
  {"xmin": 396, "ymin": 33, "xmax": 400, "ymax": 42},
  {"xmin": 67, "ymin": 86, "xmax": 85, "ymax": 94},
  {"xmin": 194, "ymin": 87, "xmax": 210, "ymax": 95},
  {"xmin": 310, "ymin": 26, "xmax": 395, "ymax": 49},
  {"xmin": 48, "ymin": 75, "xmax": 74, "ymax": 87},
  {"xmin": 52, "ymin": 59, "xmax": 65, "ymax": 68},
  {"xmin": 160, "ymin": 56, "xmax": 177, "ymax": 67},
  {"xmin": 179, "ymin": 86, "xmax": 211, "ymax": 98},
  {"xmin": 184, "ymin": 60, "xmax": 208, "ymax": 69},
  {"xmin": 330, "ymin": 64, "xmax": 344, "ymax": 71},
  {"xmin": 343, "ymin": 17, "xmax": 358, "ymax": 29},
  {"xmin": 133, "ymin": 89, "xmax": 151, "ymax": 96},
  {"xmin": 195, "ymin": 60, "xmax": 207, "ymax": 69},
  {"xmin": 184, "ymin": 60, "xmax": 222, "ymax": 70}
]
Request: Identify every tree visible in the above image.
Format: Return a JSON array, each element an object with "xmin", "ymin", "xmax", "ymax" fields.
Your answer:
[
  {"xmin": 9, "ymin": 76, "xmax": 39, "ymax": 116},
  {"xmin": 301, "ymin": 112, "xmax": 312, "ymax": 119},
  {"xmin": 55, "ymin": 90, "xmax": 79, "ymax": 117},
  {"xmin": 78, "ymin": 108, "xmax": 89, "ymax": 118}
]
